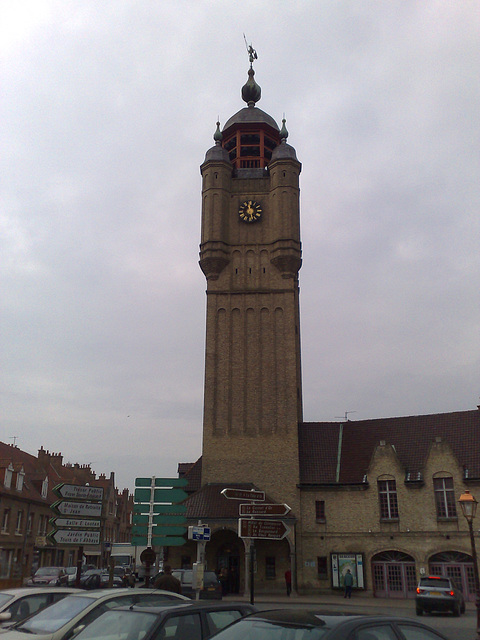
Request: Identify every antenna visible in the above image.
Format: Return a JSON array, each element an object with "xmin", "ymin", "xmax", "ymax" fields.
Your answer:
[
  {"xmin": 10, "ymin": 436, "xmax": 19, "ymax": 446},
  {"xmin": 334, "ymin": 411, "xmax": 356, "ymax": 422}
]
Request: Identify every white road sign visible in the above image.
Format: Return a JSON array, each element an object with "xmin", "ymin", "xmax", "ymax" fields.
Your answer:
[
  {"xmin": 49, "ymin": 529, "xmax": 101, "ymax": 545},
  {"xmin": 52, "ymin": 501, "xmax": 103, "ymax": 517}
]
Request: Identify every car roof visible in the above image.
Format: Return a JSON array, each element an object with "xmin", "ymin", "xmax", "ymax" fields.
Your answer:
[
  {"xmin": 0, "ymin": 588, "xmax": 77, "ymax": 596},
  {"xmin": 113, "ymin": 601, "xmax": 257, "ymax": 614},
  {"xmin": 239, "ymin": 609, "xmax": 432, "ymax": 627}
]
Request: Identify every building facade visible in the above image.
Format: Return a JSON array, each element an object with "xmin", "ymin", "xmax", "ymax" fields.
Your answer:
[
  {"xmin": 166, "ymin": 58, "xmax": 480, "ymax": 601},
  {"xmin": 0, "ymin": 443, "xmax": 132, "ymax": 585}
]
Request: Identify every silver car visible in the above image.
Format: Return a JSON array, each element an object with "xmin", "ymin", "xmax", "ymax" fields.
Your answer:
[
  {"xmin": 0, "ymin": 588, "xmax": 77, "ymax": 626},
  {"xmin": 0, "ymin": 588, "xmax": 189, "ymax": 640}
]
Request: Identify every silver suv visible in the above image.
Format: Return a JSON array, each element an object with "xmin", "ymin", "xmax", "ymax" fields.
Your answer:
[{"xmin": 416, "ymin": 575, "xmax": 465, "ymax": 616}]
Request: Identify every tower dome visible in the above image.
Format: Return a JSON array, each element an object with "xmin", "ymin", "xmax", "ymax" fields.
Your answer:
[{"xmin": 220, "ymin": 59, "xmax": 281, "ymax": 170}]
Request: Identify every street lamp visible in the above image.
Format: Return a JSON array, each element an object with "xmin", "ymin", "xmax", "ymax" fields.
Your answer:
[{"xmin": 459, "ymin": 489, "xmax": 480, "ymax": 639}]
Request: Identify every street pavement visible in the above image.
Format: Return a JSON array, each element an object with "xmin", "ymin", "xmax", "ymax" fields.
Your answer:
[{"xmin": 223, "ymin": 592, "xmax": 476, "ymax": 639}]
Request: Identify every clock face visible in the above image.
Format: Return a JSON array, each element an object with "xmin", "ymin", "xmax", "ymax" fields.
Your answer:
[{"xmin": 239, "ymin": 200, "xmax": 262, "ymax": 223}]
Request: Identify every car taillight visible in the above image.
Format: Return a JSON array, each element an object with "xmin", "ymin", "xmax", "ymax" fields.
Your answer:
[
  {"xmin": 449, "ymin": 590, "xmax": 455, "ymax": 596},
  {"xmin": 416, "ymin": 587, "xmax": 422, "ymax": 594}
]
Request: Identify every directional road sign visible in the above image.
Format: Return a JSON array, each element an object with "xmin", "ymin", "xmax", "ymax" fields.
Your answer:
[
  {"xmin": 51, "ymin": 500, "xmax": 103, "ymax": 517},
  {"xmin": 135, "ymin": 477, "xmax": 188, "ymax": 488},
  {"xmin": 132, "ymin": 525, "xmax": 186, "ymax": 537},
  {"xmin": 221, "ymin": 488, "xmax": 265, "ymax": 501},
  {"xmin": 238, "ymin": 518, "xmax": 290, "ymax": 540},
  {"xmin": 133, "ymin": 504, "xmax": 186, "ymax": 515},
  {"xmin": 134, "ymin": 488, "xmax": 188, "ymax": 503},
  {"xmin": 48, "ymin": 529, "xmax": 101, "ymax": 545},
  {"xmin": 132, "ymin": 535, "xmax": 185, "ymax": 547},
  {"xmin": 49, "ymin": 518, "xmax": 100, "ymax": 529},
  {"xmin": 133, "ymin": 514, "xmax": 187, "ymax": 526},
  {"xmin": 53, "ymin": 484, "xmax": 104, "ymax": 501},
  {"xmin": 239, "ymin": 503, "xmax": 291, "ymax": 517}
]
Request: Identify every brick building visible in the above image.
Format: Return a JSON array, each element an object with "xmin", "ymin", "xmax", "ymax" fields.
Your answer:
[
  {"xmin": 0, "ymin": 443, "xmax": 132, "ymax": 584},
  {"xmin": 165, "ymin": 57, "xmax": 480, "ymax": 601}
]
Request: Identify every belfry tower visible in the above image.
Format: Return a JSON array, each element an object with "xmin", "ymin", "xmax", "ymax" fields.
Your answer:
[{"xmin": 199, "ymin": 53, "xmax": 302, "ymax": 506}]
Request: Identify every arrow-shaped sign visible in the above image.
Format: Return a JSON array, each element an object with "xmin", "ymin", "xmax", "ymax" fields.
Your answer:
[
  {"xmin": 53, "ymin": 484, "xmax": 104, "ymax": 501},
  {"xmin": 238, "ymin": 518, "xmax": 290, "ymax": 540},
  {"xmin": 132, "ymin": 525, "xmax": 186, "ymax": 537},
  {"xmin": 49, "ymin": 518, "xmax": 100, "ymax": 529},
  {"xmin": 133, "ymin": 504, "xmax": 186, "ymax": 515},
  {"xmin": 221, "ymin": 488, "xmax": 265, "ymax": 501},
  {"xmin": 51, "ymin": 500, "xmax": 103, "ymax": 517},
  {"xmin": 239, "ymin": 503, "xmax": 291, "ymax": 517},
  {"xmin": 135, "ymin": 477, "xmax": 188, "ymax": 488},
  {"xmin": 134, "ymin": 488, "xmax": 188, "ymax": 503},
  {"xmin": 48, "ymin": 529, "xmax": 101, "ymax": 545},
  {"xmin": 132, "ymin": 535, "xmax": 186, "ymax": 547}
]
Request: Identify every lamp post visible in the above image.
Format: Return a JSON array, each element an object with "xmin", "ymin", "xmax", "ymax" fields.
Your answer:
[{"xmin": 459, "ymin": 489, "xmax": 480, "ymax": 639}]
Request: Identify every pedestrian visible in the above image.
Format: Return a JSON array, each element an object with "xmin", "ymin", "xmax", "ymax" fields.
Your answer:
[
  {"xmin": 285, "ymin": 569, "xmax": 292, "ymax": 596},
  {"xmin": 153, "ymin": 565, "xmax": 182, "ymax": 594},
  {"xmin": 344, "ymin": 569, "xmax": 353, "ymax": 598}
]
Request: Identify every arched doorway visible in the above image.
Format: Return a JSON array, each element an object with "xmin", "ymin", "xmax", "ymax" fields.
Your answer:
[
  {"xmin": 429, "ymin": 551, "xmax": 475, "ymax": 602},
  {"xmin": 214, "ymin": 531, "xmax": 241, "ymax": 595},
  {"xmin": 372, "ymin": 551, "xmax": 416, "ymax": 599}
]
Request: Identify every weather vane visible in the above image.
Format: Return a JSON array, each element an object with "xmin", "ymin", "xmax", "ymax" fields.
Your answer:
[{"xmin": 243, "ymin": 34, "xmax": 258, "ymax": 67}]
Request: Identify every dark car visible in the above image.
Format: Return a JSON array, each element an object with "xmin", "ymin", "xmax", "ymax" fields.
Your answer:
[
  {"xmin": 204, "ymin": 609, "xmax": 451, "ymax": 640},
  {"xmin": 171, "ymin": 569, "xmax": 222, "ymax": 600},
  {"xmin": 416, "ymin": 575, "xmax": 465, "ymax": 616},
  {"xmin": 70, "ymin": 601, "xmax": 257, "ymax": 640},
  {"xmin": 26, "ymin": 568, "xmax": 68, "ymax": 587},
  {"xmin": 79, "ymin": 569, "xmax": 123, "ymax": 590}
]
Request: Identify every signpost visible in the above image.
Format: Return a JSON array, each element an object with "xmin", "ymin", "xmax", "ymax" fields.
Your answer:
[
  {"xmin": 48, "ymin": 529, "xmax": 101, "ymax": 545},
  {"xmin": 221, "ymin": 488, "xmax": 265, "ymax": 501},
  {"xmin": 50, "ymin": 484, "xmax": 104, "ymax": 588},
  {"xmin": 133, "ymin": 477, "xmax": 189, "ymax": 585},
  {"xmin": 51, "ymin": 500, "xmax": 103, "ymax": 517},
  {"xmin": 239, "ymin": 503, "xmax": 291, "ymax": 517},
  {"xmin": 49, "ymin": 518, "xmax": 100, "ymax": 529},
  {"xmin": 239, "ymin": 518, "xmax": 290, "ymax": 540}
]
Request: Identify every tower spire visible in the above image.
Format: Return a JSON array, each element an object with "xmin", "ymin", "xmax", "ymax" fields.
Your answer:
[{"xmin": 242, "ymin": 36, "xmax": 261, "ymax": 106}]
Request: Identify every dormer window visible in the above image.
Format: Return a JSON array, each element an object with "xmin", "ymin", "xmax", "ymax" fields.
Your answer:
[
  {"xmin": 16, "ymin": 468, "xmax": 25, "ymax": 491},
  {"xmin": 41, "ymin": 477, "xmax": 48, "ymax": 499},
  {"xmin": 4, "ymin": 464, "xmax": 13, "ymax": 489}
]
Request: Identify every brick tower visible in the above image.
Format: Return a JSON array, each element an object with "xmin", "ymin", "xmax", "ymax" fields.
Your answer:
[{"xmin": 199, "ymin": 56, "xmax": 302, "ymax": 506}]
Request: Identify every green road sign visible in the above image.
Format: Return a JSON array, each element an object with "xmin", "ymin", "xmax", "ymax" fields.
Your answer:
[
  {"xmin": 135, "ymin": 477, "xmax": 188, "ymax": 488},
  {"xmin": 132, "ymin": 514, "xmax": 149, "ymax": 525},
  {"xmin": 132, "ymin": 535, "xmax": 185, "ymax": 547},
  {"xmin": 133, "ymin": 504, "xmax": 186, "ymax": 515},
  {"xmin": 151, "ymin": 536, "xmax": 185, "ymax": 546},
  {"xmin": 134, "ymin": 488, "xmax": 188, "ymax": 503},
  {"xmin": 153, "ymin": 515, "xmax": 186, "ymax": 525},
  {"xmin": 152, "ymin": 526, "xmax": 186, "ymax": 536}
]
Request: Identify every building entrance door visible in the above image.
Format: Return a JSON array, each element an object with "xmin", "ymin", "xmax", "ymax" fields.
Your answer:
[
  {"xmin": 429, "ymin": 551, "xmax": 475, "ymax": 602},
  {"xmin": 372, "ymin": 551, "xmax": 416, "ymax": 599}
]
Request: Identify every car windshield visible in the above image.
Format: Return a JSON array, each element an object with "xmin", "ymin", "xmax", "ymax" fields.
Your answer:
[
  {"xmin": 35, "ymin": 568, "xmax": 60, "ymax": 576},
  {"xmin": 213, "ymin": 619, "xmax": 329, "ymax": 640},
  {"xmin": 74, "ymin": 609, "xmax": 157, "ymax": 640},
  {"xmin": 18, "ymin": 595, "xmax": 95, "ymax": 634},
  {"xmin": 0, "ymin": 594, "xmax": 14, "ymax": 607}
]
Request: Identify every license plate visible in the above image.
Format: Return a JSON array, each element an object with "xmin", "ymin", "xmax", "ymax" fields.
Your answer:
[{"xmin": 430, "ymin": 591, "xmax": 442, "ymax": 596}]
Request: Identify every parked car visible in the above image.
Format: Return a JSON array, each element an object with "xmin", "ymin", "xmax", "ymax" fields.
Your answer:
[
  {"xmin": 416, "ymin": 574, "xmax": 466, "ymax": 616},
  {"xmin": 26, "ymin": 568, "xmax": 68, "ymax": 587},
  {"xmin": 167, "ymin": 569, "xmax": 222, "ymax": 599},
  {"xmin": 0, "ymin": 588, "xmax": 190, "ymax": 640},
  {"xmin": 0, "ymin": 588, "xmax": 77, "ymax": 626},
  {"xmin": 206, "ymin": 609, "xmax": 451, "ymax": 640},
  {"xmin": 78, "ymin": 570, "xmax": 123, "ymax": 590},
  {"xmin": 70, "ymin": 601, "xmax": 257, "ymax": 640}
]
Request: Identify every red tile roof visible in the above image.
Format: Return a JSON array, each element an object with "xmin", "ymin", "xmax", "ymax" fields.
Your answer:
[{"xmin": 299, "ymin": 409, "xmax": 480, "ymax": 484}]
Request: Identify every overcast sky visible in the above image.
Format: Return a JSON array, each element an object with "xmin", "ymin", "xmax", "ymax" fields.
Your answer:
[{"xmin": 2, "ymin": 1, "xmax": 479, "ymax": 491}]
